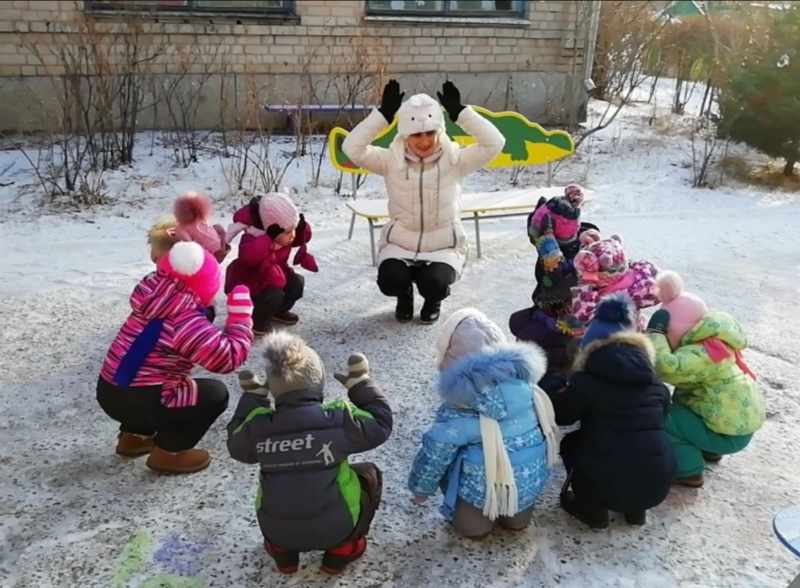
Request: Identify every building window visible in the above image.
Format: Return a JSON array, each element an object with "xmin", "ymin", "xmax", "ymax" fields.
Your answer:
[
  {"xmin": 366, "ymin": 0, "xmax": 526, "ymax": 18},
  {"xmin": 84, "ymin": 0, "xmax": 294, "ymax": 15}
]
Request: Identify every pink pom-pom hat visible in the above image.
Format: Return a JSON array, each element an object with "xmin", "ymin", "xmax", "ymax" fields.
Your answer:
[{"xmin": 656, "ymin": 270, "xmax": 708, "ymax": 349}]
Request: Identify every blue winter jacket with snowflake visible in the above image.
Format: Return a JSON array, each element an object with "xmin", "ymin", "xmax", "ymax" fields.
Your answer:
[{"xmin": 408, "ymin": 344, "xmax": 551, "ymax": 520}]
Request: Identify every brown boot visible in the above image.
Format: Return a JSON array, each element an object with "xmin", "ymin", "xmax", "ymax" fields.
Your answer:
[
  {"xmin": 146, "ymin": 446, "xmax": 210, "ymax": 474},
  {"xmin": 116, "ymin": 433, "xmax": 155, "ymax": 457},
  {"xmin": 672, "ymin": 474, "xmax": 704, "ymax": 488}
]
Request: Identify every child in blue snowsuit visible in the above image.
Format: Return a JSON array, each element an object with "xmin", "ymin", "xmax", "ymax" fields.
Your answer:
[{"xmin": 408, "ymin": 308, "xmax": 558, "ymax": 538}]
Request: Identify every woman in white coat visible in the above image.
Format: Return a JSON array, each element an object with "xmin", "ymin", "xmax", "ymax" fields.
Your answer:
[{"xmin": 343, "ymin": 80, "xmax": 505, "ymax": 324}]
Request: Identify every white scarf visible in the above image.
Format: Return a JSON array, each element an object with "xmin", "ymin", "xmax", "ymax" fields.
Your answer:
[
  {"xmin": 479, "ymin": 385, "xmax": 559, "ymax": 521},
  {"xmin": 480, "ymin": 414, "xmax": 518, "ymax": 521}
]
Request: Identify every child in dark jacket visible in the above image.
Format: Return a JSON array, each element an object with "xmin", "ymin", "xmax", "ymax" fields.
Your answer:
[
  {"xmin": 509, "ymin": 185, "xmax": 598, "ymax": 392},
  {"xmin": 548, "ymin": 294, "xmax": 676, "ymax": 529},
  {"xmin": 224, "ymin": 192, "xmax": 318, "ymax": 336},
  {"xmin": 227, "ymin": 333, "xmax": 392, "ymax": 576}
]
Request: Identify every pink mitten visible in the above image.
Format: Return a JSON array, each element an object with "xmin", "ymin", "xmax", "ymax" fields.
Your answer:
[
  {"xmin": 226, "ymin": 285, "xmax": 253, "ymax": 326},
  {"xmin": 293, "ymin": 244, "xmax": 319, "ymax": 272}
]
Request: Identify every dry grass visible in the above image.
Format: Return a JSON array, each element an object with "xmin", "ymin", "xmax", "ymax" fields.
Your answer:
[{"xmin": 720, "ymin": 155, "xmax": 800, "ymax": 189}]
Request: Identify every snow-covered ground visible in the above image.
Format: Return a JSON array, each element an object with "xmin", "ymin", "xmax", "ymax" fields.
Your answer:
[{"xmin": 1, "ymin": 80, "xmax": 799, "ymax": 588}]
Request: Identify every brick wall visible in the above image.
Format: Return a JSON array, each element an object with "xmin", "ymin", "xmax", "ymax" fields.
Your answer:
[{"xmin": 0, "ymin": 0, "xmax": 593, "ymax": 130}]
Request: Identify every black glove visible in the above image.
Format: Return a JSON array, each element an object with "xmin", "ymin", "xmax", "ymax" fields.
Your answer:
[
  {"xmin": 437, "ymin": 80, "xmax": 465, "ymax": 122},
  {"xmin": 266, "ymin": 223, "xmax": 284, "ymax": 240},
  {"xmin": 647, "ymin": 309, "xmax": 671, "ymax": 335},
  {"xmin": 378, "ymin": 79, "xmax": 404, "ymax": 123}
]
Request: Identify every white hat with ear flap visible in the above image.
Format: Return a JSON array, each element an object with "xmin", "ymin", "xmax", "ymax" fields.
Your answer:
[{"xmin": 397, "ymin": 93, "xmax": 445, "ymax": 138}]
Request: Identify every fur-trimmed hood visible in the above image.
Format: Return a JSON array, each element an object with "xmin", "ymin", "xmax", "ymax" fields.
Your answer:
[
  {"xmin": 438, "ymin": 342, "xmax": 547, "ymax": 420},
  {"xmin": 573, "ymin": 331, "xmax": 657, "ymax": 385}
]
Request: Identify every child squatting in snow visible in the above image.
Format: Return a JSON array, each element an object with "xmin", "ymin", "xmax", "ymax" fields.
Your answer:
[{"xmin": 227, "ymin": 333, "xmax": 392, "ymax": 575}]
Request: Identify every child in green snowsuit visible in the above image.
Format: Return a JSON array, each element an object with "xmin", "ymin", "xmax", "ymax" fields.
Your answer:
[{"xmin": 646, "ymin": 272, "xmax": 765, "ymax": 487}]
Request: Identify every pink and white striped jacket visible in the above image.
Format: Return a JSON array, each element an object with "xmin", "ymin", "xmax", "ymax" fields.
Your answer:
[{"xmin": 100, "ymin": 271, "xmax": 252, "ymax": 408}]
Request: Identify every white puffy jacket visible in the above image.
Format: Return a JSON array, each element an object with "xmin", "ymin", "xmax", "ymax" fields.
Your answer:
[{"xmin": 342, "ymin": 106, "xmax": 505, "ymax": 274}]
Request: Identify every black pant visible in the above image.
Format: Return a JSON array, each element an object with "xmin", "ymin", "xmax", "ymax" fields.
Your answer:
[
  {"xmin": 377, "ymin": 259, "xmax": 456, "ymax": 303},
  {"xmin": 96, "ymin": 377, "xmax": 229, "ymax": 452},
  {"xmin": 252, "ymin": 272, "xmax": 304, "ymax": 331},
  {"xmin": 560, "ymin": 431, "xmax": 605, "ymax": 512}
]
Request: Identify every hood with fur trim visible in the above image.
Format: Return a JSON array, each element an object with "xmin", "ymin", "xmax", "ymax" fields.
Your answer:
[
  {"xmin": 438, "ymin": 343, "xmax": 547, "ymax": 420},
  {"xmin": 573, "ymin": 331, "xmax": 657, "ymax": 385}
]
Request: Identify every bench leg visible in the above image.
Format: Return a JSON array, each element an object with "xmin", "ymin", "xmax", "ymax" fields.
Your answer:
[
  {"xmin": 348, "ymin": 212, "xmax": 356, "ymax": 240},
  {"xmin": 473, "ymin": 212, "xmax": 482, "ymax": 259},
  {"xmin": 368, "ymin": 219, "xmax": 377, "ymax": 267}
]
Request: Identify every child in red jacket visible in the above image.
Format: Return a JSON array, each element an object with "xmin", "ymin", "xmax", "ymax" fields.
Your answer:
[{"xmin": 225, "ymin": 193, "xmax": 318, "ymax": 336}]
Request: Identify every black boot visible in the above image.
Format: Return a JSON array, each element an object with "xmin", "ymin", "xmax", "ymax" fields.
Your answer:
[
  {"xmin": 624, "ymin": 510, "xmax": 647, "ymax": 526},
  {"xmin": 560, "ymin": 490, "xmax": 609, "ymax": 530},
  {"xmin": 395, "ymin": 289, "xmax": 413, "ymax": 323},
  {"xmin": 420, "ymin": 299, "xmax": 441, "ymax": 324}
]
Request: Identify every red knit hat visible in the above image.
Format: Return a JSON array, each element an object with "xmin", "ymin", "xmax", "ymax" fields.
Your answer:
[{"xmin": 157, "ymin": 241, "xmax": 221, "ymax": 306}]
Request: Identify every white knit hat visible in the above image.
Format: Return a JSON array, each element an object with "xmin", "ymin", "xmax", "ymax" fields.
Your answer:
[
  {"xmin": 397, "ymin": 94, "xmax": 445, "ymax": 138},
  {"xmin": 436, "ymin": 308, "xmax": 506, "ymax": 370},
  {"xmin": 258, "ymin": 192, "xmax": 299, "ymax": 232}
]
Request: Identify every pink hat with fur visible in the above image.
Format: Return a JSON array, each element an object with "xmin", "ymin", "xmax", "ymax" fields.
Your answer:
[
  {"xmin": 657, "ymin": 271, "xmax": 708, "ymax": 349},
  {"xmin": 173, "ymin": 191, "xmax": 223, "ymax": 254},
  {"xmin": 157, "ymin": 241, "xmax": 221, "ymax": 306}
]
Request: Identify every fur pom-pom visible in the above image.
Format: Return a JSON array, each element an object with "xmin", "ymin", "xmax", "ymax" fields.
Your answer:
[
  {"xmin": 168, "ymin": 241, "xmax": 205, "ymax": 275},
  {"xmin": 656, "ymin": 270, "xmax": 684, "ymax": 303},
  {"xmin": 595, "ymin": 292, "xmax": 635, "ymax": 326},
  {"xmin": 262, "ymin": 331, "xmax": 310, "ymax": 380},
  {"xmin": 174, "ymin": 191, "xmax": 212, "ymax": 224}
]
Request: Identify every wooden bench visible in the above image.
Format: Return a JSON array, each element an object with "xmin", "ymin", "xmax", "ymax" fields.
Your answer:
[{"xmin": 346, "ymin": 187, "xmax": 592, "ymax": 266}]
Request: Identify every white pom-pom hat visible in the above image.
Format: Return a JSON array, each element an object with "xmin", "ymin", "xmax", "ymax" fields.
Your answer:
[{"xmin": 157, "ymin": 241, "xmax": 221, "ymax": 306}]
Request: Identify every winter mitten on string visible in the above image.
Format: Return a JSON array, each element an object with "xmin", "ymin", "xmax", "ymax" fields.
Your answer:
[
  {"xmin": 238, "ymin": 370, "xmax": 269, "ymax": 396},
  {"xmin": 226, "ymin": 285, "xmax": 253, "ymax": 327},
  {"xmin": 334, "ymin": 354, "xmax": 370, "ymax": 390},
  {"xmin": 293, "ymin": 244, "xmax": 319, "ymax": 272}
]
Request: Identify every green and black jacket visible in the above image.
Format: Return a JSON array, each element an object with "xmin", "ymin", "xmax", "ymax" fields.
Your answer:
[{"xmin": 226, "ymin": 380, "xmax": 392, "ymax": 551}]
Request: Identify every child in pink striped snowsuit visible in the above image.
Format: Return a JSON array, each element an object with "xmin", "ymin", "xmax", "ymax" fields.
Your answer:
[{"xmin": 97, "ymin": 241, "xmax": 253, "ymax": 474}]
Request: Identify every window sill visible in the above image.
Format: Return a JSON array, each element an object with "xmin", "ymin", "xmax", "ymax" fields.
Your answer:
[
  {"xmin": 364, "ymin": 14, "xmax": 530, "ymax": 27},
  {"xmin": 84, "ymin": 9, "xmax": 300, "ymax": 25}
]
